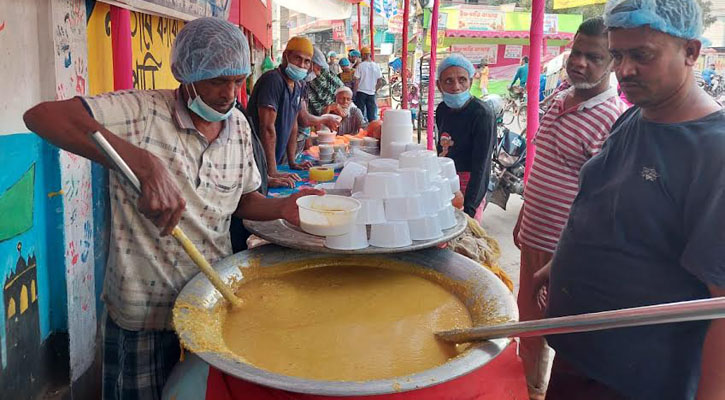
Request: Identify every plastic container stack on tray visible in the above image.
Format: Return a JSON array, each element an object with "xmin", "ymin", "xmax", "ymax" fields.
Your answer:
[{"xmin": 316, "ymin": 148, "xmax": 462, "ymax": 250}]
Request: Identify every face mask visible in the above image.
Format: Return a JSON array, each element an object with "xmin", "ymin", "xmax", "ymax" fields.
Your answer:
[
  {"xmin": 442, "ymin": 90, "xmax": 472, "ymax": 109},
  {"xmin": 305, "ymin": 71, "xmax": 317, "ymax": 82},
  {"xmin": 285, "ymin": 57, "xmax": 309, "ymax": 81},
  {"xmin": 186, "ymin": 84, "xmax": 235, "ymax": 122}
]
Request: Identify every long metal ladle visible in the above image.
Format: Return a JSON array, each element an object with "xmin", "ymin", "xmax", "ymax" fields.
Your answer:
[
  {"xmin": 90, "ymin": 131, "xmax": 243, "ymax": 308},
  {"xmin": 436, "ymin": 297, "xmax": 725, "ymax": 343}
]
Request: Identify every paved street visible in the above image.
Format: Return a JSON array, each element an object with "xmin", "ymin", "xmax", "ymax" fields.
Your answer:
[{"xmin": 481, "ymin": 183, "xmax": 523, "ymax": 295}]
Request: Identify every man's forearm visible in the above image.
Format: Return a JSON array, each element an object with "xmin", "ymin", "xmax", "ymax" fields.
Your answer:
[
  {"xmin": 260, "ymin": 125, "xmax": 279, "ymax": 174},
  {"xmin": 24, "ymin": 98, "xmax": 158, "ymax": 183},
  {"xmin": 286, "ymin": 121, "xmax": 298, "ymax": 165},
  {"xmin": 234, "ymin": 191, "xmax": 285, "ymax": 220},
  {"xmin": 697, "ymin": 288, "xmax": 725, "ymax": 399},
  {"xmin": 298, "ymin": 106, "xmax": 322, "ymax": 129}
]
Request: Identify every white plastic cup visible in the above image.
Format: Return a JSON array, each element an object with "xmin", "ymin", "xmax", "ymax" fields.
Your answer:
[
  {"xmin": 388, "ymin": 141, "xmax": 408, "ymax": 159},
  {"xmin": 319, "ymin": 144, "xmax": 334, "ymax": 155},
  {"xmin": 408, "ymin": 215, "xmax": 443, "ymax": 241},
  {"xmin": 383, "ymin": 194, "xmax": 425, "ymax": 221},
  {"xmin": 383, "ymin": 109, "xmax": 413, "ymax": 125},
  {"xmin": 438, "ymin": 157, "xmax": 457, "ymax": 180},
  {"xmin": 318, "ymin": 130, "xmax": 336, "ymax": 144},
  {"xmin": 449, "ymin": 175, "xmax": 461, "ymax": 193},
  {"xmin": 363, "ymin": 172, "xmax": 403, "ymax": 199},
  {"xmin": 399, "ymin": 150, "xmax": 441, "ymax": 178},
  {"xmin": 324, "ymin": 224, "xmax": 369, "ymax": 250},
  {"xmin": 363, "ymin": 137, "xmax": 379, "ymax": 147},
  {"xmin": 438, "ymin": 205, "xmax": 458, "ymax": 230},
  {"xmin": 352, "ymin": 174, "xmax": 366, "ymax": 194},
  {"xmin": 432, "ymin": 176, "xmax": 455, "ymax": 202},
  {"xmin": 369, "ymin": 221, "xmax": 412, "ymax": 248},
  {"xmin": 367, "ymin": 158, "xmax": 400, "ymax": 173},
  {"xmin": 397, "ymin": 167, "xmax": 429, "ymax": 193},
  {"xmin": 421, "ymin": 187, "xmax": 442, "ymax": 216},
  {"xmin": 349, "ymin": 137, "xmax": 363, "ymax": 147},
  {"xmin": 351, "ymin": 192, "xmax": 387, "ymax": 224},
  {"xmin": 405, "ymin": 143, "xmax": 426, "ymax": 152},
  {"xmin": 334, "ymin": 162, "xmax": 367, "ymax": 190}
]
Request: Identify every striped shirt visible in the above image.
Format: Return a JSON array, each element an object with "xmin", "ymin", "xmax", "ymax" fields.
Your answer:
[
  {"xmin": 83, "ymin": 89, "xmax": 261, "ymax": 331},
  {"xmin": 518, "ymin": 86, "xmax": 627, "ymax": 253}
]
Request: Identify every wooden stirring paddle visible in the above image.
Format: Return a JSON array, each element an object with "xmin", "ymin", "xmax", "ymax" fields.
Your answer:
[
  {"xmin": 90, "ymin": 131, "xmax": 243, "ymax": 308},
  {"xmin": 436, "ymin": 297, "xmax": 725, "ymax": 343}
]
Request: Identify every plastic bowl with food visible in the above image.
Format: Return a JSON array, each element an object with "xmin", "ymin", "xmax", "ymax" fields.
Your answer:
[{"xmin": 296, "ymin": 195, "xmax": 362, "ymax": 237}]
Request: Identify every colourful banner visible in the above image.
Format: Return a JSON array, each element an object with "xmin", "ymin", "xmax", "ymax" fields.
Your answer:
[
  {"xmin": 451, "ymin": 44, "xmax": 498, "ymax": 65},
  {"xmin": 457, "ymin": 7, "xmax": 503, "ymax": 31},
  {"xmin": 387, "ymin": 14, "xmax": 404, "ymax": 34},
  {"xmin": 553, "ymin": 0, "xmax": 606, "ymax": 10},
  {"xmin": 130, "ymin": 12, "xmax": 184, "ymax": 90}
]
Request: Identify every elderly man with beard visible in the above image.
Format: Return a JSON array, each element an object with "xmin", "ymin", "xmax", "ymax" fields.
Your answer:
[
  {"xmin": 533, "ymin": 1, "xmax": 725, "ymax": 399},
  {"xmin": 512, "ymin": 17, "xmax": 628, "ymax": 400},
  {"xmin": 324, "ymin": 86, "xmax": 366, "ymax": 135}
]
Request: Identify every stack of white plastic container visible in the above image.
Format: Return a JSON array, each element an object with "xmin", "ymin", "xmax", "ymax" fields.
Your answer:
[
  {"xmin": 327, "ymin": 149, "xmax": 461, "ymax": 250},
  {"xmin": 380, "ymin": 109, "xmax": 428, "ymax": 158}
]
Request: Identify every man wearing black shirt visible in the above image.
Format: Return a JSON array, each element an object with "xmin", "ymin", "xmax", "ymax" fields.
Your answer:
[{"xmin": 435, "ymin": 54, "xmax": 496, "ymax": 221}]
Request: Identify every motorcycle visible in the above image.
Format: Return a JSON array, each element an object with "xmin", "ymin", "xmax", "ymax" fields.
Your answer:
[
  {"xmin": 705, "ymin": 74, "xmax": 724, "ymax": 98},
  {"xmin": 486, "ymin": 125, "xmax": 527, "ymax": 211}
]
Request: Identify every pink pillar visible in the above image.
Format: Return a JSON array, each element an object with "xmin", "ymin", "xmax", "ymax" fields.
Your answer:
[
  {"xmin": 110, "ymin": 6, "xmax": 133, "ymax": 90},
  {"xmin": 369, "ymin": 3, "xmax": 375, "ymax": 60},
  {"xmin": 357, "ymin": 3, "xmax": 362, "ymax": 50},
  {"xmin": 524, "ymin": 0, "xmax": 544, "ymax": 184},
  {"xmin": 401, "ymin": 0, "xmax": 410, "ymax": 109},
  {"xmin": 426, "ymin": 0, "xmax": 441, "ymax": 151}
]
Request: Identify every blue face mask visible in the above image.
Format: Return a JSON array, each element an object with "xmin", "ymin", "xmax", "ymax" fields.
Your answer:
[
  {"xmin": 186, "ymin": 83, "xmax": 235, "ymax": 122},
  {"xmin": 285, "ymin": 58, "xmax": 309, "ymax": 81},
  {"xmin": 442, "ymin": 90, "xmax": 472, "ymax": 109}
]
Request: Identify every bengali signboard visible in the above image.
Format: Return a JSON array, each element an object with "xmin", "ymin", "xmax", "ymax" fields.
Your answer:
[
  {"xmin": 553, "ymin": 0, "xmax": 606, "ymax": 9},
  {"xmin": 332, "ymin": 20, "xmax": 346, "ymax": 41},
  {"xmin": 451, "ymin": 44, "xmax": 498, "ymax": 65},
  {"xmin": 457, "ymin": 7, "xmax": 503, "ymax": 31},
  {"xmin": 504, "ymin": 45, "xmax": 523, "ymax": 59},
  {"xmin": 388, "ymin": 14, "xmax": 404, "ymax": 34},
  {"xmin": 543, "ymin": 14, "xmax": 559, "ymax": 34}
]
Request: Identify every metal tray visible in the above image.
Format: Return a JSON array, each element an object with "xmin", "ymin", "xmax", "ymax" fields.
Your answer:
[{"xmin": 243, "ymin": 209, "xmax": 468, "ymax": 254}]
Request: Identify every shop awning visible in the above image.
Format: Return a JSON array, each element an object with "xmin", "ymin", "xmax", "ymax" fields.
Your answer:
[
  {"xmin": 229, "ymin": 0, "xmax": 272, "ymax": 49},
  {"xmin": 273, "ymin": 0, "xmax": 353, "ymax": 20}
]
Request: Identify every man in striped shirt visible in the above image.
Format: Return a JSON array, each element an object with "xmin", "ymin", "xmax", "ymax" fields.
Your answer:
[{"xmin": 513, "ymin": 17, "xmax": 628, "ymax": 400}]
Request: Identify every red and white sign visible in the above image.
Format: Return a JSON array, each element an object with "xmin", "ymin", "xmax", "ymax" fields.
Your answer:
[
  {"xmin": 458, "ymin": 7, "xmax": 503, "ymax": 31},
  {"xmin": 388, "ymin": 14, "xmax": 404, "ymax": 34},
  {"xmin": 332, "ymin": 20, "xmax": 346, "ymax": 41},
  {"xmin": 504, "ymin": 45, "xmax": 523, "ymax": 59},
  {"xmin": 451, "ymin": 44, "xmax": 498, "ymax": 65}
]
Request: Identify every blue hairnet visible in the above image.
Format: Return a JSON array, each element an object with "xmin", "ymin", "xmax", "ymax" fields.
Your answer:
[
  {"xmin": 312, "ymin": 48, "xmax": 329, "ymax": 70},
  {"xmin": 437, "ymin": 53, "xmax": 475, "ymax": 80},
  {"xmin": 171, "ymin": 17, "xmax": 251, "ymax": 84},
  {"xmin": 339, "ymin": 58, "xmax": 351, "ymax": 67},
  {"xmin": 328, "ymin": 51, "xmax": 337, "ymax": 58},
  {"xmin": 604, "ymin": 0, "xmax": 703, "ymax": 40},
  {"xmin": 349, "ymin": 50, "xmax": 361, "ymax": 58}
]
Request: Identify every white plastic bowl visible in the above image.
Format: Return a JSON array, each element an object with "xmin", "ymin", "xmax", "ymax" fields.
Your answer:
[
  {"xmin": 438, "ymin": 157, "xmax": 457, "ymax": 180},
  {"xmin": 351, "ymin": 193, "xmax": 387, "ymax": 224},
  {"xmin": 367, "ymin": 158, "xmax": 400, "ymax": 173},
  {"xmin": 438, "ymin": 205, "xmax": 458, "ymax": 230},
  {"xmin": 449, "ymin": 175, "xmax": 461, "ymax": 193},
  {"xmin": 352, "ymin": 174, "xmax": 366, "ymax": 195},
  {"xmin": 369, "ymin": 221, "xmax": 412, "ymax": 248},
  {"xmin": 383, "ymin": 109, "xmax": 412, "ymax": 125},
  {"xmin": 396, "ymin": 167, "xmax": 429, "ymax": 193},
  {"xmin": 384, "ymin": 195, "xmax": 426, "ymax": 221},
  {"xmin": 399, "ymin": 150, "xmax": 441, "ymax": 178},
  {"xmin": 405, "ymin": 142, "xmax": 426, "ymax": 152},
  {"xmin": 408, "ymin": 215, "xmax": 443, "ymax": 241},
  {"xmin": 420, "ymin": 187, "xmax": 442, "ymax": 216},
  {"xmin": 334, "ymin": 162, "xmax": 367, "ymax": 190},
  {"xmin": 363, "ymin": 172, "xmax": 403, "ymax": 199},
  {"xmin": 388, "ymin": 141, "xmax": 408, "ymax": 159},
  {"xmin": 296, "ymin": 195, "xmax": 361, "ymax": 237},
  {"xmin": 318, "ymin": 130, "xmax": 336, "ymax": 144},
  {"xmin": 349, "ymin": 137, "xmax": 363, "ymax": 147},
  {"xmin": 319, "ymin": 144, "xmax": 334, "ymax": 155},
  {"xmin": 324, "ymin": 224, "xmax": 369, "ymax": 250},
  {"xmin": 433, "ymin": 176, "xmax": 455, "ymax": 201}
]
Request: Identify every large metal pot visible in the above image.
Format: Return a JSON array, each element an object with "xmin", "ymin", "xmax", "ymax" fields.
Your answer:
[{"xmin": 173, "ymin": 245, "xmax": 518, "ymax": 396}]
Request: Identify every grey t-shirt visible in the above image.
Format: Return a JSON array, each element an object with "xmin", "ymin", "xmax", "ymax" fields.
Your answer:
[{"xmin": 547, "ymin": 107, "xmax": 725, "ymax": 400}]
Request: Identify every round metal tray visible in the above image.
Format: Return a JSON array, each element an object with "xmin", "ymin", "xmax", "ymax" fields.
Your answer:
[
  {"xmin": 173, "ymin": 245, "xmax": 518, "ymax": 396},
  {"xmin": 243, "ymin": 209, "xmax": 468, "ymax": 254}
]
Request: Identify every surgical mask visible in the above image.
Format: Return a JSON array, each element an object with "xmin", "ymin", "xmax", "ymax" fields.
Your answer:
[
  {"xmin": 305, "ymin": 71, "xmax": 317, "ymax": 82},
  {"xmin": 186, "ymin": 84, "xmax": 235, "ymax": 122},
  {"xmin": 442, "ymin": 90, "xmax": 472, "ymax": 109},
  {"xmin": 285, "ymin": 58, "xmax": 309, "ymax": 81}
]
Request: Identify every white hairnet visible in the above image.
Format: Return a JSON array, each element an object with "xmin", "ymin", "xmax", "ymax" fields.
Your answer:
[
  {"xmin": 437, "ymin": 53, "xmax": 475, "ymax": 80},
  {"xmin": 171, "ymin": 17, "xmax": 251, "ymax": 84},
  {"xmin": 312, "ymin": 48, "xmax": 329, "ymax": 70},
  {"xmin": 604, "ymin": 0, "xmax": 703, "ymax": 40}
]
